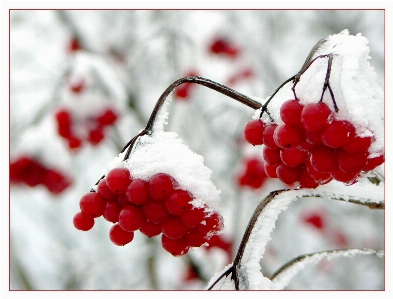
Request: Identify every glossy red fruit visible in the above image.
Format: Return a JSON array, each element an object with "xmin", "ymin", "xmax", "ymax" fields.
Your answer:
[
  {"xmin": 244, "ymin": 119, "xmax": 265, "ymax": 145},
  {"xmin": 143, "ymin": 201, "xmax": 169, "ymax": 224},
  {"xmin": 280, "ymin": 147, "xmax": 308, "ymax": 167},
  {"xmin": 274, "ymin": 124, "xmax": 304, "ymax": 148},
  {"xmin": 305, "ymin": 130, "xmax": 323, "ymax": 145},
  {"xmin": 198, "ymin": 212, "xmax": 223, "ymax": 235},
  {"xmin": 263, "ymin": 146, "xmax": 282, "ymax": 165},
  {"xmin": 106, "ymin": 168, "xmax": 132, "ymax": 194},
  {"xmin": 331, "ymin": 168, "xmax": 359, "ymax": 185},
  {"xmin": 109, "ymin": 224, "xmax": 134, "ymax": 246},
  {"xmin": 263, "ymin": 124, "xmax": 279, "ymax": 149},
  {"xmin": 181, "ymin": 207, "xmax": 205, "ymax": 228},
  {"xmin": 97, "ymin": 179, "xmax": 117, "ymax": 202},
  {"xmin": 165, "ymin": 190, "xmax": 192, "ymax": 216},
  {"xmin": 280, "ymin": 99, "xmax": 304, "ymax": 126},
  {"xmin": 321, "ymin": 120, "xmax": 356, "ymax": 148},
  {"xmin": 161, "ymin": 235, "xmax": 190, "ymax": 256},
  {"xmin": 301, "ymin": 102, "xmax": 332, "ymax": 132},
  {"xmin": 67, "ymin": 135, "xmax": 83, "ymax": 150},
  {"xmin": 97, "ymin": 108, "xmax": 118, "ymax": 126},
  {"xmin": 73, "ymin": 211, "xmax": 95, "ymax": 231},
  {"xmin": 88, "ymin": 126, "xmax": 105, "ymax": 145},
  {"xmin": 310, "ymin": 145, "xmax": 338, "ymax": 172},
  {"xmin": 103, "ymin": 201, "xmax": 122, "ymax": 223},
  {"xmin": 162, "ymin": 217, "xmax": 189, "ymax": 239},
  {"xmin": 79, "ymin": 192, "xmax": 106, "ymax": 218},
  {"xmin": 119, "ymin": 205, "xmax": 145, "ymax": 232},
  {"xmin": 126, "ymin": 179, "xmax": 150, "ymax": 205},
  {"xmin": 149, "ymin": 173, "xmax": 175, "ymax": 201},
  {"xmin": 305, "ymin": 159, "xmax": 332, "ymax": 184},
  {"xmin": 263, "ymin": 161, "xmax": 279, "ymax": 178},
  {"xmin": 237, "ymin": 158, "xmax": 267, "ymax": 189},
  {"xmin": 343, "ymin": 135, "xmax": 372, "ymax": 154},
  {"xmin": 338, "ymin": 150, "xmax": 368, "ymax": 173},
  {"xmin": 139, "ymin": 220, "xmax": 162, "ymax": 238},
  {"xmin": 362, "ymin": 154, "xmax": 385, "ymax": 171},
  {"xmin": 276, "ymin": 164, "xmax": 300, "ymax": 185},
  {"xmin": 186, "ymin": 228, "xmax": 208, "ymax": 247},
  {"xmin": 298, "ymin": 167, "xmax": 319, "ymax": 189}
]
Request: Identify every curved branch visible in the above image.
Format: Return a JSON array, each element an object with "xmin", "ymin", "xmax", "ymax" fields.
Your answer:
[{"xmin": 270, "ymin": 248, "xmax": 384, "ymax": 290}]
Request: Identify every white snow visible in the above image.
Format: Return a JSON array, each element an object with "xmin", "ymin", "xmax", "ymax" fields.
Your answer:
[
  {"xmin": 104, "ymin": 93, "xmax": 222, "ymax": 213},
  {"xmin": 257, "ymin": 30, "xmax": 384, "ymax": 156},
  {"xmin": 270, "ymin": 248, "xmax": 384, "ymax": 290}
]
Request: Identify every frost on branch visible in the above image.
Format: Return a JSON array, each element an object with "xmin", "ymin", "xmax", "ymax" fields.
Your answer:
[{"xmin": 208, "ymin": 180, "xmax": 384, "ymax": 290}]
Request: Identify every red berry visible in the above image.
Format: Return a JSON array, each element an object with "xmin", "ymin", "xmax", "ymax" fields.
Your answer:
[
  {"xmin": 343, "ymin": 135, "xmax": 372, "ymax": 154},
  {"xmin": 280, "ymin": 147, "xmax": 308, "ymax": 167},
  {"xmin": 143, "ymin": 201, "xmax": 169, "ymax": 224},
  {"xmin": 175, "ymin": 85, "xmax": 190, "ymax": 99},
  {"xmin": 162, "ymin": 217, "xmax": 189, "ymax": 239},
  {"xmin": 117, "ymin": 194, "xmax": 131, "ymax": 207},
  {"xmin": 297, "ymin": 140, "xmax": 316, "ymax": 152},
  {"xmin": 97, "ymin": 108, "xmax": 118, "ymax": 126},
  {"xmin": 126, "ymin": 179, "xmax": 150, "ymax": 205},
  {"xmin": 88, "ymin": 126, "xmax": 105, "ymax": 146},
  {"xmin": 55, "ymin": 109, "xmax": 73, "ymax": 138},
  {"xmin": 109, "ymin": 224, "xmax": 134, "ymax": 246},
  {"xmin": 263, "ymin": 124, "xmax": 279, "ymax": 149},
  {"xmin": 263, "ymin": 161, "xmax": 279, "ymax": 178},
  {"xmin": 331, "ymin": 168, "xmax": 359, "ymax": 185},
  {"xmin": 244, "ymin": 119, "xmax": 265, "ymax": 145},
  {"xmin": 338, "ymin": 150, "xmax": 368, "ymax": 173},
  {"xmin": 149, "ymin": 173, "xmax": 175, "ymax": 200},
  {"xmin": 79, "ymin": 192, "xmax": 106, "ymax": 218},
  {"xmin": 310, "ymin": 145, "xmax": 338, "ymax": 172},
  {"xmin": 139, "ymin": 220, "xmax": 162, "ymax": 237},
  {"xmin": 280, "ymin": 99, "xmax": 304, "ymax": 126},
  {"xmin": 276, "ymin": 164, "xmax": 300, "ymax": 185},
  {"xmin": 205, "ymin": 235, "xmax": 233, "ymax": 260},
  {"xmin": 106, "ymin": 168, "xmax": 132, "ymax": 194},
  {"xmin": 321, "ymin": 120, "xmax": 356, "ymax": 148},
  {"xmin": 161, "ymin": 235, "xmax": 190, "ymax": 256},
  {"xmin": 263, "ymin": 146, "xmax": 282, "ymax": 165},
  {"xmin": 302, "ymin": 212, "xmax": 325, "ymax": 230},
  {"xmin": 198, "ymin": 212, "xmax": 223, "ymax": 235},
  {"xmin": 119, "ymin": 205, "xmax": 145, "ymax": 232},
  {"xmin": 97, "ymin": 179, "xmax": 117, "ymax": 202},
  {"xmin": 298, "ymin": 167, "xmax": 319, "ymax": 189},
  {"xmin": 165, "ymin": 190, "xmax": 192, "ymax": 216},
  {"xmin": 362, "ymin": 154, "xmax": 385, "ymax": 171},
  {"xmin": 67, "ymin": 135, "xmax": 83, "ymax": 150},
  {"xmin": 237, "ymin": 158, "xmax": 267, "ymax": 189},
  {"xmin": 103, "ymin": 201, "xmax": 122, "ymax": 223},
  {"xmin": 186, "ymin": 228, "xmax": 208, "ymax": 247},
  {"xmin": 305, "ymin": 159, "xmax": 332, "ymax": 184},
  {"xmin": 305, "ymin": 130, "xmax": 323, "ymax": 145},
  {"xmin": 43, "ymin": 168, "xmax": 72, "ymax": 194},
  {"xmin": 73, "ymin": 211, "xmax": 95, "ymax": 231},
  {"xmin": 301, "ymin": 102, "xmax": 332, "ymax": 132},
  {"xmin": 274, "ymin": 124, "xmax": 304, "ymax": 148},
  {"xmin": 181, "ymin": 207, "xmax": 205, "ymax": 228}
]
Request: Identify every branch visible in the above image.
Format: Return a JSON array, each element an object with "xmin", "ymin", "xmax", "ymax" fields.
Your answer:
[{"xmin": 270, "ymin": 248, "xmax": 384, "ymax": 290}]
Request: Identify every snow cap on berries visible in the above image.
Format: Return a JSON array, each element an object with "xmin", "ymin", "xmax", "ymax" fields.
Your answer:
[
  {"xmin": 259, "ymin": 30, "xmax": 383, "ymax": 156},
  {"xmin": 106, "ymin": 94, "xmax": 221, "ymax": 213}
]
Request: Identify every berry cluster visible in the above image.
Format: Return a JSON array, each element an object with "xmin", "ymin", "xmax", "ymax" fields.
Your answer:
[
  {"xmin": 55, "ymin": 106, "xmax": 118, "ymax": 150},
  {"xmin": 244, "ymin": 99, "xmax": 384, "ymax": 188},
  {"xmin": 73, "ymin": 168, "xmax": 223, "ymax": 256},
  {"xmin": 209, "ymin": 37, "xmax": 240, "ymax": 59},
  {"xmin": 10, "ymin": 155, "xmax": 72, "ymax": 195}
]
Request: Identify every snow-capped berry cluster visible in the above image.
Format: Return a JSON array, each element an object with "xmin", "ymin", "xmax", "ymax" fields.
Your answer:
[
  {"xmin": 10, "ymin": 155, "xmax": 72, "ymax": 195},
  {"xmin": 55, "ymin": 106, "xmax": 118, "ymax": 150},
  {"xmin": 244, "ymin": 99, "xmax": 384, "ymax": 188},
  {"xmin": 73, "ymin": 167, "xmax": 223, "ymax": 256}
]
